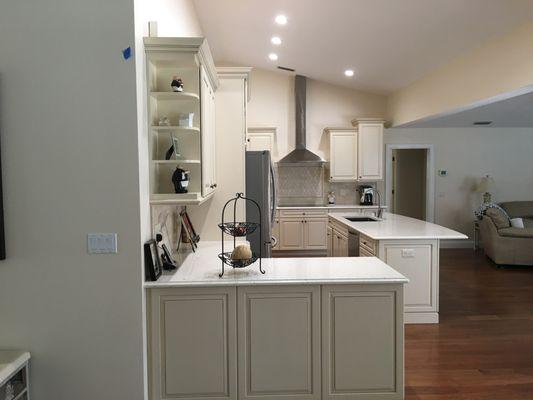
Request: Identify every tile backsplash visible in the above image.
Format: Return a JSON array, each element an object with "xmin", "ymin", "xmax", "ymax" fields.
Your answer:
[{"xmin": 277, "ymin": 165, "xmax": 375, "ymax": 206}]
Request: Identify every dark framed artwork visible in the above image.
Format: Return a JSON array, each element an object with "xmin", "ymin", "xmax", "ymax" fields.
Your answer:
[{"xmin": 144, "ymin": 239, "xmax": 162, "ymax": 281}]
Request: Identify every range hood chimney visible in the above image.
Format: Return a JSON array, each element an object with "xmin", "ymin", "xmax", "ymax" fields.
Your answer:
[{"xmin": 277, "ymin": 75, "xmax": 325, "ymax": 166}]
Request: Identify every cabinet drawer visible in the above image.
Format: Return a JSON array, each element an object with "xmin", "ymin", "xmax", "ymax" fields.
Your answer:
[
  {"xmin": 359, "ymin": 246, "xmax": 375, "ymax": 257},
  {"xmin": 359, "ymin": 234, "xmax": 377, "ymax": 254},
  {"xmin": 280, "ymin": 209, "xmax": 328, "ymax": 218}
]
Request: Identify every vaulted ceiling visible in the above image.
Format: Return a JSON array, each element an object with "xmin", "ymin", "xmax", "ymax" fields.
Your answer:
[{"xmin": 193, "ymin": 0, "xmax": 533, "ymax": 94}]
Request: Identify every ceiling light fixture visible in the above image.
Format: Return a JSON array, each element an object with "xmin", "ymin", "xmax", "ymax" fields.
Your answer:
[
  {"xmin": 268, "ymin": 53, "xmax": 278, "ymax": 61},
  {"xmin": 275, "ymin": 15, "xmax": 288, "ymax": 25},
  {"xmin": 344, "ymin": 69, "xmax": 355, "ymax": 77},
  {"xmin": 271, "ymin": 36, "xmax": 282, "ymax": 45}
]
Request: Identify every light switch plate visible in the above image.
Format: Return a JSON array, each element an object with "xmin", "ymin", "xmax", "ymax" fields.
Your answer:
[{"xmin": 87, "ymin": 233, "xmax": 118, "ymax": 254}]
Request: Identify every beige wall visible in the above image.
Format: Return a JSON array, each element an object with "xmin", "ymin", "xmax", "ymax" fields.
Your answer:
[
  {"xmin": 0, "ymin": 0, "xmax": 144, "ymax": 399},
  {"xmin": 248, "ymin": 68, "xmax": 387, "ymax": 161},
  {"xmin": 384, "ymin": 128, "xmax": 533, "ymax": 239},
  {"xmin": 388, "ymin": 21, "xmax": 533, "ymax": 126}
]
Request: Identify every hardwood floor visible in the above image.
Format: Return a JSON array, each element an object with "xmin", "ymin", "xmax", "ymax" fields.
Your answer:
[{"xmin": 405, "ymin": 249, "xmax": 533, "ymax": 399}]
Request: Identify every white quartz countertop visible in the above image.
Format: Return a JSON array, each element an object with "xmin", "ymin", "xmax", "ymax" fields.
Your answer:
[
  {"xmin": 329, "ymin": 212, "xmax": 468, "ymax": 240},
  {"xmin": 278, "ymin": 204, "xmax": 382, "ymax": 209},
  {"xmin": 144, "ymin": 242, "xmax": 408, "ymax": 288},
  {"xmin": 0, "ymin": 350, "xmax": 30, "ymax": 384}
]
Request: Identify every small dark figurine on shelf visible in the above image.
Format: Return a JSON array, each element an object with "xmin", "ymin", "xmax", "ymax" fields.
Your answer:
[
  {"xmin": 171, "ymin": 76, "xmax": 184, "ymax": 92},
  {"xmin": 172, "ymin": 166, "xmax": 190, "ymax": 193}
]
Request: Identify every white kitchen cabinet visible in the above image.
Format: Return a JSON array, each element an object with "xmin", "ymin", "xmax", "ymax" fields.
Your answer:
[
  {"xmin": 149, "ymin": 287, "xmax": 237, "ymax": 400},
  {"xmin": 279, "ymin": 219, "xmax": 305, "ymax": 250},
  {"xmin": 352, "ymin": 118, "xmax": 385, "ymax": 181},
  {"xmin": 272, "ymin": 218, "xmax": 280, "ymax": 250},
  {"xmin": 326, "ymin": 128, "xmax": 358, "ymax": 182},
  {"xmin": 322, "ymin": 284, "xmax": 404, "ymax": 399},
  {"xmin": 246, "ymin": 127, "xmax": 275, "ymax": 155},
  {"xmin": 144, "ymin": 37, "xmax": 219, "ymax": 205},
  {"xmin": 304, "ymin": 219, "xmax": 328, "ymax": 249},
  {"xmin": 201, "ymin": 65, "xmax": 217, "ymax": 197},
  {"xmin": 328, "ymin": 219, "xmax": 350, "ymax": 257},
  {"xmin": 327, "ymin": 226, "xmax": 333, "ymax": 257},
  {"xmin": 237, "ymin": 286, "xmax": 321, "ymax": 400}
]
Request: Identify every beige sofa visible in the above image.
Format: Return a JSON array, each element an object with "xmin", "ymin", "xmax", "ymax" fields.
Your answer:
[{"xmin": 479, "ymin": 201, "xmax": 533, "ymax": 266}]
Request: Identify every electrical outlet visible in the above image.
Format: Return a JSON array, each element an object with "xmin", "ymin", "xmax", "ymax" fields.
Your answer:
[
  {"xmin": 87, "ymin": 233, "xmax": 118, "ymax": 254},
  {"xmin": 438, "ymin": 170, "xmax": 448, "ymax": 176},
  {"xmin": 401, "ymin": 249, "xmax": 415, "ymax": 258}
]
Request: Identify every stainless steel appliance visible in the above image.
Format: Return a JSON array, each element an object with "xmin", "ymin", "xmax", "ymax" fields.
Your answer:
[
  {"xmin": 245, "ymin": 151, "xmax": 278, "ymax": 257},
  {"xmin": 358, "ymin": 185, "xmax": 374, "ymax": 205}
]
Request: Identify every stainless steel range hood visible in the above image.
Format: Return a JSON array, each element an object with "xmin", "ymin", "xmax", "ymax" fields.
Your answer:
[{"xmin": 277, "ymin": 75, "xmax": 325, "ymax": 166}]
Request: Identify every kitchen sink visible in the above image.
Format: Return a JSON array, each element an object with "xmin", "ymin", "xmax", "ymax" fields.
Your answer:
[{"xmin": 345, "ymin": 216, "xmax": 380, "ymax": 222}]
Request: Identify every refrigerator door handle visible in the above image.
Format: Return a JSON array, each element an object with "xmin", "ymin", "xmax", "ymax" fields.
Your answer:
[{"xmin": 269, "ymin": 161, "xmax": 278, "ymax": 225}]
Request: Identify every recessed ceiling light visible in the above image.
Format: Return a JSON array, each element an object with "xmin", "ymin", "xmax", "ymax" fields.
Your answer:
[
  {"xmin": 275, "ymin": 15, "xmax": 288, "ymax": 25},
  {"xmin": 344, "ymin": 69, "xmax": 355, "ymax": 77},
  {"xmin": 268, "ymin": 53, "xmax": 278, "ymax": 61},
  {"xmin": 271, "ymin": 36, "xmax": 282, "ymax": 45}
]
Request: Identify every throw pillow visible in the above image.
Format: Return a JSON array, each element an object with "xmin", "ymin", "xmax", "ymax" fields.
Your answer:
[
  {"xmin": 510, "ymin": 218, "xmax": 525, "ymax": 228},
  {"xmin": 486, "ymin": 208, "xmax": 511, "ymax": 229}
]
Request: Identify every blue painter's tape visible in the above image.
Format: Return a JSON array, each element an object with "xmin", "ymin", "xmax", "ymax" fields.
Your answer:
[{"xmin": 122, "ymin": 46, "xmax": 132, "ymax": 60}]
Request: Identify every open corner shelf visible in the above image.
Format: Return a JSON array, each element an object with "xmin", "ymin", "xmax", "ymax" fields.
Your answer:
[
  {"xmin": 152, "ymin": 159, "xmax": 201, "ymax": 165},
  {"xmin": 150, "ymin": 91, "xmax": 199, "ymax": 101},
  {"xmin": 150, "ymin": 126, "xmax": 200, "ymax": 134},
  {"xmin": 150, "ymin": 191, "xmax": 214, "ymax": 206}
]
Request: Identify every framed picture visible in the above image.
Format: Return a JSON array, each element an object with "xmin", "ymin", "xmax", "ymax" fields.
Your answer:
[{"xmin": 144, "ymin": 239, "xmax": 162, "ymax": 281}]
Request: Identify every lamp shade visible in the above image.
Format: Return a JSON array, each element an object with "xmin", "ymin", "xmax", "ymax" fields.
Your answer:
[{"xmin": 476, "ymin": 176, "xmax": 494, "ymax": 193}]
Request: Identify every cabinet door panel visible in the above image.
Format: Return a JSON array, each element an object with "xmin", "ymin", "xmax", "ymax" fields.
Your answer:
[
  {"xmin": 150, "ymin": 287, "xmax": 237, "ymax": 400},
  {"xmin": 238, "ymin": 286, "xmax": 321, "ymax": 400},
  {"xmin": 201, "ymin": 65, "xmax": 215, "ymax": 197},
  {"xmin": 330, "ymin": 132, "xmax": 357, "ymax": 182},
  {"xmin": 305, "ymin": 219, "xmax": 328, "ymax": 249},
  {"xmin": 327, "ymin": 226, "xmax": 333, "ymax": 257},
  {"xmin": 357, "ymin": 123, "xmax": 383, "ymax": 181},
  {"xmin": 322, "ymin": 286, "xmax": 403, "ymax": 399},
  {"xmin": 279, "ymin": 219, "xmax": 304, "ymax": 250},
  {"xmin": 272, "ymin": 219, "xmax": 280, "ymax": 250}
]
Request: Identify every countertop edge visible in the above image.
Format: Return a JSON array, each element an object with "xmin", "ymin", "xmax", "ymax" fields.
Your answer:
[{"xmin": 144, "ymin": 277, "xmax": 408, "ymax": 289}]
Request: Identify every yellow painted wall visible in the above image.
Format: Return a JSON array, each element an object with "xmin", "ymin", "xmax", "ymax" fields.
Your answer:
[{"xmin": 388, "ymin": 21, "xmax": 533, "ymax": 126}]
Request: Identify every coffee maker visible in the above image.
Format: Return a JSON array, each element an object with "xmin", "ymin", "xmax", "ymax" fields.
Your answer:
[{"xmin": 358, "ymin": 185, "xmax": 374, "ymax": 206}]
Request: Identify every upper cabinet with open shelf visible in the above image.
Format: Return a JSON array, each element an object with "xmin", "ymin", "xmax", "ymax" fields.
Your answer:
[{"xmin": 144, "ymin": 37, "xmax": 219, "ymax": 205}]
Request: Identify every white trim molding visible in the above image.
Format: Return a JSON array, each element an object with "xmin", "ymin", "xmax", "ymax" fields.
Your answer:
[{"xmin": 385, "ymin": 144, "xmax": 435, "ymax": 223}]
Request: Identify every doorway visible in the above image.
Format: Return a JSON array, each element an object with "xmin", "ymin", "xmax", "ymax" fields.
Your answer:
[{"xmin": 385, "ymin": 144, "xmax": 435, "ymax": 222}]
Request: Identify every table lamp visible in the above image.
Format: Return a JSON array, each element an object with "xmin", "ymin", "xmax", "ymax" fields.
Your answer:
[{"xmin": 476, "ymin": 175, "xmax": 494, "ymax": 204}]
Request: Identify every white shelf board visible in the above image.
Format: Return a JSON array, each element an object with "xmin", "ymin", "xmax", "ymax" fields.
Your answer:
[
  {"xmin": 150, "ymin": 91, "xmax": 199, "ymax": 101},
  {"xmin": 150, "ymin": 191, "xmax": 214, "ymax": 205},
  {"xmin": 152, "ymin": 159, "xmax": 201, "ymax": 164},
  {"xmin": 151, "ymin": 126, "xmax": 200, "ymax": 133}
]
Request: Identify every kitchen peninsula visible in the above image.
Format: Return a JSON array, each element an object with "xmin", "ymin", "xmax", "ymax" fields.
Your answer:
[
  {"xmin": 145, "ymin": 242, "xmax": 408, "ymax": 400},
  {"xmin": 329, "ymin": 212, "xmax": 468, "ymax": 323}
]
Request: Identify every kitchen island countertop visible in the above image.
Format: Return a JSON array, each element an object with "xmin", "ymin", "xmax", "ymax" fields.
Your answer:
[{"xmin": 329, "ymin": 212, "xmax": 468, "ymax": 240}]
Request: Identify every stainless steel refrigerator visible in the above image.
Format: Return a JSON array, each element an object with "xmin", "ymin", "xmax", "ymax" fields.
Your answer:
[{"xmin": 245, "ymin": 151, "xmax": 278, "ymax": 258}]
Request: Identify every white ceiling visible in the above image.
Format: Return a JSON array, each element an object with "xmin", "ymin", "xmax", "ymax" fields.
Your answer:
[
  {"xmin": 192, "ymin": 0, "xmax": 533, "ymax": 94},
  {"xmin": 396, "ymin": 86, "xmax": 533, "ymax": 128}
]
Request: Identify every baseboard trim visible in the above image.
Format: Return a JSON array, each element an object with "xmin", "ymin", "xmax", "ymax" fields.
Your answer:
[
  {"xmin": 405, "ymin": 312, "xmax": 439, "ymax": 324},
  {"xmin": 441, "ymin": 239, "xmax": 473, "ymax": 249}
]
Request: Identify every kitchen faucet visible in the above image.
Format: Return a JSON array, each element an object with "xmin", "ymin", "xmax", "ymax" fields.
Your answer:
[{"xmin": 371, "ymin": 188, "xmax": 384, "ymax": 219}]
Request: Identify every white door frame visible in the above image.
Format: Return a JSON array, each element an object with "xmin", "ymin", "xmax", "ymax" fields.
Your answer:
[{"xmin": 385, "ymin": 144, "xmax": 435, "ymax": 223}]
